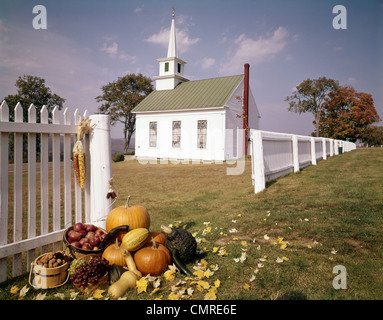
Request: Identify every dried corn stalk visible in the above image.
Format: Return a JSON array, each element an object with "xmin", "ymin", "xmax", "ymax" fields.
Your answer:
[{"xmin": 73, "ymin": 116, "xmax": 94, "ymax": 189}]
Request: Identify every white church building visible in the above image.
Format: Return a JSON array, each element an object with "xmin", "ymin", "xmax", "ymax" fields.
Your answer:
[{"xmin": 132, "ymin": 12, "xmax": 260, "ymax": 162}]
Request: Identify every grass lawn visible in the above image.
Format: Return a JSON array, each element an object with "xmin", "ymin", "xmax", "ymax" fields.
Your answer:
[{"xmin": 1, "ymin": 148, "xmax": 382, "ymax": 300}]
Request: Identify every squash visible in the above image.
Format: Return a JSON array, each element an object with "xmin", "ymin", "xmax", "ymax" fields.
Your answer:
[
  {"xmin": 122, "ymin": 228, "xmax": 149, "ymax": 251},
  {"xmin": 108, "ymin": 250, "xmax": 142, "ymax": 298},
  {"xmin": 134, "ymin": 238, "xmax": 171, "ymax": 276},
  {"xmin": 102, "ymin": 239, "xmax": 126, "ymax": 267},
  {"xmin": 106, "ymin": 196, "xmax": 150, "ymax": 241},
  {"xmin": 108, "ymin": 270, "xmax": 139, "ymax": 298}
]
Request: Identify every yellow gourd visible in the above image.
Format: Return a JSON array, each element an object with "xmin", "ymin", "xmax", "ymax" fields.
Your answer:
[
  {"xmin": 108, "ymin": 250, "xmax": 142, "ymax": 298},
  {"xmin": 122, "ymin": 228, "xmax": 149, "ymax": 251}
]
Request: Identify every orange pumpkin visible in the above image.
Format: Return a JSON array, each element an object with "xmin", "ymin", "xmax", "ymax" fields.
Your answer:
[
  {"xmin": 102, "ymin": 239, "xmax": 126, "ymax": 267},
  {"xmin": 134, "ymin": 239, "xmax": 171, "ymax": 276},
  {"xmin": 106, "ymin": 196, "xmax": 150, "ymax": 241},
  {"xmin": 145, "ymin": 231, "xmax": 166, "ymax": 246}
]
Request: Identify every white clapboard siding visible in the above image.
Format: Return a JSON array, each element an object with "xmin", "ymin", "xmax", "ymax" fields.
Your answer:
[
  {"xmin": 0, "ymin": 101, "xmax": 112, "ymax": 283},
  {"xmin": 250, "ymin": 129, "xmax": 356, "ymax": 194}
]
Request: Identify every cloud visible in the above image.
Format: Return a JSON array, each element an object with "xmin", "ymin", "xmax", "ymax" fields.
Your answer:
[
  {"xmin": 134, "ymin": 7, "xmax": 142, "ymax": 13},
  {"xmin": 201, "ymin": 57, "xmax": 216, "ymax": 69},
  {"xmin": 145, "ymin": 27, "xmax": 200, "ymax": 54},
  {"xmin": 100, "ymin": 41, "xmax": 137, "ymax": 63},
  {"xmin": 219, "ymin": 26, "xmax": 289, "ymax": 75},
  {"xmin": 100, "ymin": 42, "xmax": 118, "ymax": 55}
]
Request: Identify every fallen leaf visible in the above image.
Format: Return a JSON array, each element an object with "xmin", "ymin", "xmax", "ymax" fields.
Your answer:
[
  {"xmin": 331, "ymin": 248, "xmax": 338, "ymax": 254},
  {"xmin": 229, "ymin": 228, "xmax": 238, "ymax": 233},
  {"xmin": 93, "ymin": 289, "xmax": 105, "ymax": 299},
  {"xmin": 19, "ymin": 285, "xmax": 29, "ymax": 298},
  {"xmin": 243, "ymin": 283, "xmax": 250, "ymax": 291},
  {"xmin": 164, "ymin": 270, "xmax": 176, "ymax": 281},
  {"xmin": 136, "ymin": 277, "xmax": 148, "ymax": 294},
  {"xmin": 193, "ymin": 269, "xmax": 204, "ymax": 278},
  {"xmin": 307, "ymin": 245, "xmax": 312, "ymax": 249},
  {"xmin": 10, "ymin": 285, "xmax": 19, "ymax": 294},
  {"xmin": 35, "ymin": 292, "xmax": 47, "ymax": 300},
  {"xmin": 214, "ymin": 279, "xmax": 221, "ymax": 288},
  {"xmin": 263, "ymin": 234, "xmax": 270, "ymax": 240},
  {"xmin": 153, "ymin": 278, "xmax": 161, "ymax": 288},
  {"xmin": 241, "ymin": 241, "xmax": 248, "ymax": 247},
  {"xmin": 282, "ymin": 257, "xmax": 289, "ymax": 261},
  {"xmin": 212, "ymin": 247, "xmax": 219, "ymax": 253},
  {"xmin": 150, "ymin": 288, "xmax": 160, "ymax": 296},
  {"xmin": 200, "ymin": 259, "xmax": 208, "ymax": 270},
  {"xmin": 280, "ymin": 242, "xmax": 287, "ymax": 249},
  {"xmin": 187, "ymin": 287, "xmax": 194, "ymax": 296},
  {"xmin": 250, "ymin": 275, "xmax": 256, "ymax": 282},
  {"xmin": 53, "ymin": 293, "xmax": 65, "ymax": 300},
  {"xmin": 204, "ymin": 269, "xmax": 214, "ymax": 278},
  {"xmin": 168, "ymin": 292, "xmax": 181, "ymax": 300},
  {"xmin": 204, "ymin": 287, "xmax": 217, "ymax": 300},
  {"xmin": 168, "ymin": 264, "xmax": 179, "ymax": 272}
]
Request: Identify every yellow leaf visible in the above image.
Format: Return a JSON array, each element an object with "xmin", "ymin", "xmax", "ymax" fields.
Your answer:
[
  {"xmin": 164, "ymin": 270, "xmax": 176, "ymax": 281},
  {"xmin": 277, "ymin": 236, "xmax": 284, "ymax": 244},
  {"xmin": 241, "ymin": 241, "xmax": 248, "ymax": 247},
  {"xmin": 214, "ymin": 279, "xmax": 221, "ymax": 288},
  {"xmin": 10, "ymin": 285, "xmax": 19, "ymax": 294},
  {"xmin": 35, "ymin": 292, "xmax": 47, "ymax": 300},
  {"xmin": 93, "ymin": 289, "xmax": 105, "ymax": 299},
  {"xmin": 280, "ymin": 242, "xmax": 287, "ymax": 249},
  {"xmin": 204, "ymin": 269, "xmax": 214, "ymax": 278},
  {"xmin": 282, "ymin": 257, "xmax": 289, "ymax": 261},
  {"xmin": 200, "ymin": 259, "xmax": 208, "ymax": 270},
  {"xmin": 204, "ymin": 287, "xmax": 217, "ymax": 300},
  {"xmin": 168, "ymin": 292, "xmax": 181, "ymax": 300},
  {"xmin": 237, "ymin": 214, "xmax": 242, "ymax": 217},
  {"xmin": 136, "ymin": 277, "xmax": 148, "ymax": 294},
  {"xmin": 193, "ymin": 269, "xmax": 204, "ymax": 278},
  {"xmin": 150, "ymin": 288, "xmax": 160, "ymax": 296},
  {"xmin": 307, "ymin": 245, "xmax": 312, "ymax": 249},
  {"xmin": 232, "ymin": 237, "xmax": 239, "ymax": 241},
  {"xmin": 154, "ymin": 295, "xmax": 163, "ymax": 300},
  {"xmin": 198, "ymin": 280, "xmax": 210, "ymax": 289},
  {"xmin": 243, "ymin": 283, "xmax": 250, "ymax": 291}
]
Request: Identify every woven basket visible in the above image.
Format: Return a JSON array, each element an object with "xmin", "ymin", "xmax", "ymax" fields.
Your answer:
[{"xmin": 70, "ymin": 254, "xmax": 109, "ymax": 294}]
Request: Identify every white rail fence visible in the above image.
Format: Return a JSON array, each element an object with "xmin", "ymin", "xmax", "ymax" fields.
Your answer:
[
  {"xmin": 250, "ymin": 129, "xmax": 356, "ymax": 194},
  {"xmin": 0, "ymin": 101, "xmax": 112, "ymax": 283}
]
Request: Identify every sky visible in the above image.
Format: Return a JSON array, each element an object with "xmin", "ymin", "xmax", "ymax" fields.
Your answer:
[{"xmin": 0, "ymin": 0, "xmax": 382, "ymax": 140}]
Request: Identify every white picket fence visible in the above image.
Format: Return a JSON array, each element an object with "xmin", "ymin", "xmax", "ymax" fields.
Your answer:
[
  {"xmin": 250, "ymin": 129, "xmax": 356, "ymax": 193},
  {"xmin": 0, "ymin": 101, "xmax": 113, "ymax": 283}
]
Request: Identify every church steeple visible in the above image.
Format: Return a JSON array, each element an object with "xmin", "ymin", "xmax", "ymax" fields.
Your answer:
[
  {"xmin": 154, "ymin": 9, "xmax": 188, "ymax": 91},
  {"xmin": 167, "ymin": 9, "xmax": 177, "ymax": 58}
]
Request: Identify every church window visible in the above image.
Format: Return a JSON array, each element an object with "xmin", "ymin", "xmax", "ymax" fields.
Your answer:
[
  {"xmin": 172, "ymin": 121, "xmax": 181, "ymax": 148},
  {"xmin": 149, "ymin": 122, "xmax": 157, "ymax": 147},
  {"xmin": 197, "ymin": 120, "xmax": 207, "ymax": 149},
  {"xmin": 165, "ymin": 62, "xmax": 169, "ymax": 72},
  {"xmin": 177, "ymin": 63, "xmax": 181, "ymax": 73}
]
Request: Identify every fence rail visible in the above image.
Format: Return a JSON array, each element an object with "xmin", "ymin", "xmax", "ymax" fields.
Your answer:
[
  {"xmin": 0, "ymin": 101, "xmax": 112, "ymax": 283},
  {"xmin": 250, "ymin": 129, "xmax": 356, "ymax": 194}
]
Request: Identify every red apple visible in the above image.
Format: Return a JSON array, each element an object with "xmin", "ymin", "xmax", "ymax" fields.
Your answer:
[
  {"xmin": 89, "ymin": 236, "xmax": 100, "ymax": 247},
  {"xmin": 78, "ymin": 229, "xmax": 86, "ymax": 237},
  {"xmin": 95, "ymin": 229, "xmax": 105, "ymax": 239},
  {"xmin": 73, "ymin": 222, "xmax": 85, "ymax": 232},
  {"xmin": 85, "ymin": 231, "xmax": 95, "ymax": 239},
  {"xmin": 86, "ymin": 224, "xmax": 97, "ymax": 232},
  {"xmin": 82, "ymin": 243, "xmax": 93, "ymax": 250},
  {"xmin": 72, "ymin": 241, "xmax": 81, "ymax": 248},
  {"xmin": 79, "ymin": 237, "xmax": 89, "ymax": 246},
  {"xmin": 67, "ymin": 230, "xmax": 81, "ymax": 243}
]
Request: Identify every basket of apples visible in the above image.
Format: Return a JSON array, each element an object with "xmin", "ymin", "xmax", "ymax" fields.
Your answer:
[{"xmin": 63, "ymin": 223, "xmax": 130, "ymax": 259}]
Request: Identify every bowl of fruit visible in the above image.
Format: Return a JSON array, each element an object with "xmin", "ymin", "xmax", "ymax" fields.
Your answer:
[{"xmin": 63, "ymin": 222, "xmax": 130, "ymax": 259}]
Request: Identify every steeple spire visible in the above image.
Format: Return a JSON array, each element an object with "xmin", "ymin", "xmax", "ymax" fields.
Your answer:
[{"xmin": 167, "ymin": 8, "xmax": 177, "ymax": 58}]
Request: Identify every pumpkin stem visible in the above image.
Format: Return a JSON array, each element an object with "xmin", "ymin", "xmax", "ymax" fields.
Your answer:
[
  {"xmin": 114, "ymin": 238, "xmax": 120, "ymax": 248},
  {"xmin": 125, "ymin": 195, "xmax": 131, "ymax": 209},
  {"xmin": 151, "ymin": 237, "xmax": 157, "ymax": 249}
]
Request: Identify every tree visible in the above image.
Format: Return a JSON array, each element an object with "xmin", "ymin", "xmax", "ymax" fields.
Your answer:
[
  {"xmin": 319, "ymin": 85, "xmax": 381, "ymax": 142},
  {"xmin": 285, "ymin": 77, "xmax": 339, "ymax": 136},
  {"xmin": 3, "ymin": 74, "xmax": 65, "ymax": 122},
  {"xmin": 96, "ymin": 73, "xmax": 153, "ymax": 153},
  {"xmin": 361, "ymin": 126, "xmax": 383, "ymax": 147}
]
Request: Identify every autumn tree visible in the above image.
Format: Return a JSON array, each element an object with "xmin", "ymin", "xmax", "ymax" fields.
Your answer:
[
  {"xmin": 96, "ymin": 73, "xmax": 153, "ymax": 153},
  {"xmin": 285, "ymin": 77, "xmax": 339, "ymax": 136},
  {"xmin": 319, "ymin": 85, "xmax": 381, "ymax": 142}
]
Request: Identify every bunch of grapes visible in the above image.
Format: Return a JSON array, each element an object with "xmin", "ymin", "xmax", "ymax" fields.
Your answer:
[{"xmin": 69, "ymin": 257, "xmax": 110, "ymax": 287}]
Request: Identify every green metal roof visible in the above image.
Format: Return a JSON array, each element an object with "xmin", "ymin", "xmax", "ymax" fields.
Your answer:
[{"xmin": 132, "ymin": 74, "xmax": 244, "ymax": 113}]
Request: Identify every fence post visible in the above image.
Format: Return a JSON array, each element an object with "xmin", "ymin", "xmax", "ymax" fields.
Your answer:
[
  {"xmin": 311, "ymin": 137, "xmax": 317, "ymax": 165},
  {"xmin": 322, "ymin": 138, "xmax": 327, "ymax": 160},
  {"xmin": 89, "ymin": 114, "xmax": 113, "ymax": 229},
  {"xmin": 251, "ymin": 130, "xmax": 266, "ymax": 194},
  {"xmin": 292, "ymin": 135, "xmax": 299, "ymax": 172}
]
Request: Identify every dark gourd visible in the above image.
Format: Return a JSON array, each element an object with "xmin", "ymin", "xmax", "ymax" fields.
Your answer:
[
  {"xmin": 109, "ymin": 264, "xmax": 127, "ymax": 284},
  {"xmin": 161, "ymin": 225, "xmax": 197, "ymax": 262}
]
